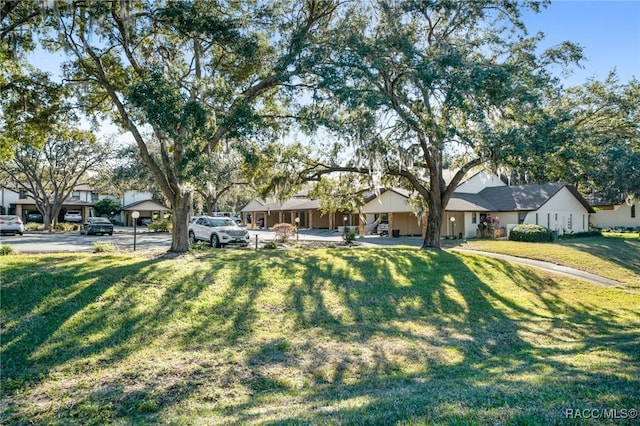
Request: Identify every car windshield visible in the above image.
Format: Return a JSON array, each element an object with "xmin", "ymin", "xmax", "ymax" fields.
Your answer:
[
  {"xmin": 0, "ymin": 215, "xmax": 18, "ymax": 220},
  {"xmin": 91, "ymin": 218, "xmax": 112, "ymax": 224}
]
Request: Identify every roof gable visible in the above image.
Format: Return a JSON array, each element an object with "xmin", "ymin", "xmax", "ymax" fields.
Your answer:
[{"xmin": 122, "ymin": 199, "xmax": 170, "ymax": 211}]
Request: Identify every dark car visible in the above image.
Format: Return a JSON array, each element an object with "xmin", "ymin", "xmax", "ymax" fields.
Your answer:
[
  {"xmin": 82, "ymin": 217, "xmax": 114, "ymax": 236},
  {"xmin": 26, "ymin": 213, "xmax": 43, "ymax": 223}
]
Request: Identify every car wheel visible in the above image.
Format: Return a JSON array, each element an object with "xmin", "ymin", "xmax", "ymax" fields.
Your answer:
[
  {"xmin": 189, "ymin": 231, "xmax": 196, "ymax": 244},
  {"xmin": 211, "ymin": 234, "xmax": 221, "ymax": 248},
  {"xmin": 108, "ymin": 232, "xmax": 113, "ymax": 236}
]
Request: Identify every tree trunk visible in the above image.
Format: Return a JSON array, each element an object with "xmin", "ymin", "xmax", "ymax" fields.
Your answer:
[
  {"xmin": 422, "ymin": 207, "xmax": 443, "ymax": 249},
  {"xmin": 206, "ymin": 194, "xmax": 218, "ymax": 215},
  {"xmin": 169, "ymin": 190, "xmax": 192, "ymax": 253}
]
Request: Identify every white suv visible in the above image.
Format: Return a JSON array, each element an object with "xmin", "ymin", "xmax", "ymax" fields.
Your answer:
[{"xmin": 189, "ymin": 215, "xmax": 250, "ymax": 248}]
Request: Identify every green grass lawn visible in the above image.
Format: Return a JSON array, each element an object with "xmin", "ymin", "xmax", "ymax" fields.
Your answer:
[
  {"xmin": 457, "ymin": 233, "xmax": 640, "ymax": 287},
  {"xmin": 1, "ymin": 248, "xmax": 639, "ymax": 425}
]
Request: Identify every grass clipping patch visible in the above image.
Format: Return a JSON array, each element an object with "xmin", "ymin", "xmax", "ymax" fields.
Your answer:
[{"xmin": 1, "ymin": 249, "xmax": 638, "ymax": 425}]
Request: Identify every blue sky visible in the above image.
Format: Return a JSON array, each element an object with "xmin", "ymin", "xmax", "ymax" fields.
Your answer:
[
  {"xmin": 30, "ymin": 1, "xmax": 638, "ymax": 88},
  {"xmin": 521, "ymin": 0, "xmax": 640, "ymax": 86}
]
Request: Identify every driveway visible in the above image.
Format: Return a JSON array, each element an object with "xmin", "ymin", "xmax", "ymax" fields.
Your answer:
[{"xmin": 0, "ymin": 228, "xmax": 172, "ymax": 252}]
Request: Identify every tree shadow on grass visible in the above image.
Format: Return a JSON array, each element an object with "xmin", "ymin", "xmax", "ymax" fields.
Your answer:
[
  {"xmin": 2, "ymin": 249, "xmax": 638, "ymax": 425},
  {"xmin": 560, "ymin": 235, "xmax": 640, "ymax": 280},
  {"xmin": 227, "ymin": 249, "xmax": 639, "ymax": 424}
]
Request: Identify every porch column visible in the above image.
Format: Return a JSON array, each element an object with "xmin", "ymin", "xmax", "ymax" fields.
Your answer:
[
  {"xmin": 388, "ymin": 212, "xmax": 394, "ymax": 236},
  {"xmin": 359, "ymin": 213, "xmax": 365, "ymax": 237},
  {"xmin": 308, "ymin": 210, "xmax": 313, "ymax": 229},
  {"xmin": 16, "ymin": 205, "xmax": 23, "ymax": 220},
  {"xmin": 279, "ymin": 211, "xmax": 283, "ymax": 224}
]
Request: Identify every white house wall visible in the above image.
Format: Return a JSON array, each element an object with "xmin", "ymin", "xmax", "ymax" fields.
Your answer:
[
  {"xmin": 533, "ymin": 187, "xmax": 590, "ymax": 234},
  {"xmin": 456, "ymin": 170, "xmax": 506, "ymax": 194},
  {"xmin": 361, "ymin": 190, "xmax": 414, "ymax": 213},
  {"xmin": 1, "ymin": 187, "xmax": 20, "ymax": 214},
  {"xmin": 590, "ymin": 202, "xmax": 640, "ymax": 229},
  {"xmin": 123, "ymin": 191, "xmax": 153, "ymax": 206}
]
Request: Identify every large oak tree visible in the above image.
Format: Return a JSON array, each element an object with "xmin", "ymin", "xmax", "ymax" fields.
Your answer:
[
  {"xmin": 10, "ymin": 0, "xmax": 339, "ymax": 252},
  {"xmin": 286, "ymin": 0, "xmax": 583, "ymax": 249}
]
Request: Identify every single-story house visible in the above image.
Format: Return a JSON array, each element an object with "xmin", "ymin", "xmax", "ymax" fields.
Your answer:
[
  {"xmin": 446, "ymin": 182, "xmax": 595, "ymax": 238},
  {"xmin": 122, "ymin": 199, "xmax": 172, "ymax": 226},
  {"xmin": 240, "ymin": 192, "xmax": 359, "ymax": 230},
  {"xmin": 589, "ymin": 199, "xmax": 640, "ymax": 230},
  {"xmin": 359, "ymin": 170, "xmax": 595, "ymax": 238}
]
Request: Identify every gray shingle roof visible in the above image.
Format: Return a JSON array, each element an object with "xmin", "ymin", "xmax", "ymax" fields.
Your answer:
[{"xmin": 476, "ymin": 182, "xmax": 565, "ymax": 211}]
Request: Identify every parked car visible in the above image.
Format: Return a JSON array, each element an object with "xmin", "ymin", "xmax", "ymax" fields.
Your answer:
[
  {"xmin": 189, "ymin": 215, "xmax": 250, "ymax": 248},
  {"xmin": 0, "ymin": 215, "xmax": 24, "ymax": 236},
  {"xmin": 212, "ymin": 212, "xmax": 242, "ymax": 224},
  {"xmin": 64, "ymin": 210, "xmax": 83, "ymax": 223},
  {"xmin": 26, "ymin": 212, "xmax": 43, "ymax": 223},
  {"xmin": 82, "ymin": 217, "xmax": 114, "ymax": 236},
  {"xmin": 377, "ymin": 222, "xmax": 389, "ymax": 236}
]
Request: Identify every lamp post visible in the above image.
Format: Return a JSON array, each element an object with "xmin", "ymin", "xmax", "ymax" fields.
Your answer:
[
  {"xmin": 132, "ymin": 211, "xmax": 140, "ymax": 251},
  {"xmin": 450, "ymin": 216, "xmax": 456, "ymax": 239},
  {"xmin": 295, "ymin": 216, "xmax": 300, "ymax": 241}
]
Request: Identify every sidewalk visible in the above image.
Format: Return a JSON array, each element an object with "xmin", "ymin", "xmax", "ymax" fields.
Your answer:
[{"xmin": 450, "ymin": 248, "xmax": 624, "ymax": 288}]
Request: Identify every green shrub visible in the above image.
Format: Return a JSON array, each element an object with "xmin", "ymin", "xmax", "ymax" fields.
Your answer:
[
  {"xmin": 0, "ymin": 244, "xmax": 18, "ymax": 255},
  {"xmin": 343, "ymin": 227, "xmax": 357, "ymax": 244},
  {"xmin": 509, "ymin": 224, "xmax": 553, "ymax": 243},
  {"xmin": 55, "ymin": 222, "xmax": 77, "ymax": 232},
  {"xmin": 93, "ymin": 241, "xmax": 116, "ymax": 253},
  {"xmin": 558, "ymin": 230, "xmax": 602, "ymax": 240},
  {"xmin": 147, "ymin": 220, "xmax": 172, "ymax": 232},
  {"xmin": 26, "ymin": 222, "xmax": 43, "ymax": 231},
  {"xmin": 263, "ymin": 241, "xmax": 278, "ymax": 249},
  {"xmin": 271, "ymin": 223, "xmax": 297, "ymax": 243}
]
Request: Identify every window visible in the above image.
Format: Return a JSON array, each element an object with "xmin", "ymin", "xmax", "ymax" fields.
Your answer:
[
  {"xmin": 535, "ymin": 213, "xmax": 539, "ymax": 225},
  {"xmin": 72, "ymin": 191, "xmax": 80, "ymax": 199},
  {"xmin": 518, "ymin": 213, "xmax": 527, "ymax": 224},
  {"xmin": 632, "ymin": 205, "xmax": 636, "ymax": 218},
  {"xmin": 91, "ymin": 192, "xmax": 99, "ymax": 201},
  {"xmin": 567, "ymin": 214, "xmax": 573, "ymax": 230},
  {"xmin": 480, "ymin": 213, "xmax": 487, "ymax": 223},
  {"xmin": 471, "ymin": 213, "xmax": 477, "ymax": 224},
  {"xmin": 19, "ymin": 190, "xmax": 27, "ymax": 199}
]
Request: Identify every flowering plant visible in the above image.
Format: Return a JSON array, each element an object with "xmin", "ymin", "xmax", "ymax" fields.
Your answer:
[
  {"xmin": 483, "ymin": 216, "xmax": 500, "ymax": 230},
  {"xmin": 271, "ymin": 222, "xmax": 297, "ymax": 243}
]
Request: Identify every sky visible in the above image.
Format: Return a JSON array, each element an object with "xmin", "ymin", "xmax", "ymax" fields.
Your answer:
[
  {"xmin": 521, "ymin": 0, "xmax": 640, "ymax": 86},
  {"xmin": 29, "ymin": 1, "xmax": 639, "ymax": 88}
]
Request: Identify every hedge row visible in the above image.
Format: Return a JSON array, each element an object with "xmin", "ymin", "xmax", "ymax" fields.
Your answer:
[
  {"xmin": 558, "ymin": 230, "xmax": 602, "ymax": 240},
  {"xmin": 509, "ymin": 224, "xmax": 553, "ymax": 242}
]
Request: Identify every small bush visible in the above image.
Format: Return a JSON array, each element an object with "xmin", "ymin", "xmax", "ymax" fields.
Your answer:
[
  {"xmin": 55, "ymin": 222, "xmax": 77, "ymax": 232},
  {"xmin": 93, "ymin": 241, "xmax": 116, "ymax": 253},
  {"xmin": 509, "ymin": 224, "xmax": 553, "ymax": 243},
  {"xmin": 272, "ymin": 223, "xmax": 297, "ymax": 243},
  {"xmin": 343, "ymin": 227, "xmax": 357, "ymax": 244},
  {"xmin": 26, "ymin": 222, "xmax": 42, "ymax": 231},
  {"xmin": 558, "ymin": 230, "xmax": 602, "ymax": 240},
  {"xmin": 147, "ymin": 220, "xmax": 172, "ymax": 232},
  {"xmin": 0, "ymin": 245, "xmax": 18, "ymax": 255},
  {"xmin": 263, "ymin": 241, "xmax": 278, "ymax": 250}
]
